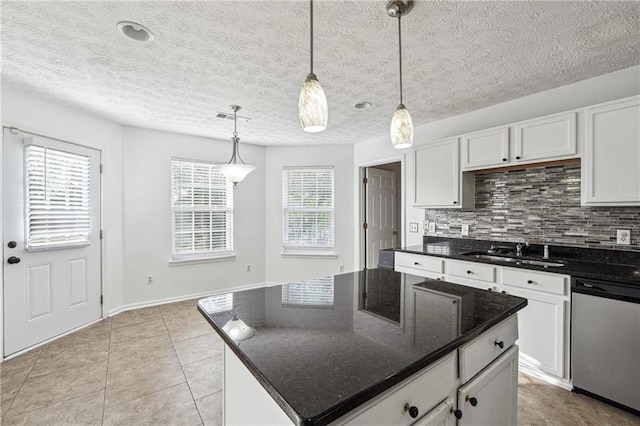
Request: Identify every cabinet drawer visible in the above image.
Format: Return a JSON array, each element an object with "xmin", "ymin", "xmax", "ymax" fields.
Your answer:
[
  {"xmin": 447, "ymin": 260, "xmax": 496, "ymax": 283},
  {"xmin": 338, "ymin": 352, "xmax": 457, "ymax": 425},
  {"xmin": 501, "ymin": 267, "xmax": 568, "ymax": 296},
  {"xmin": 459, "ymin": 315, "xmax": 518, "ymax": 382},
  {"xmin": 396, "ymin": 253, "xmax": 444, "ymax": 274}
]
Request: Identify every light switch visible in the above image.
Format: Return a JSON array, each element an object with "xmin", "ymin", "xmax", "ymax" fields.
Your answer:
[
  {"xmin": 617, "ymin": 229, "xmax": 631, "ymax": 245},
  {"xmin": 461, "ymin": 224, "xmax": 469, "ymax": 236},
  {"xmin": 428, "ymin": 222, "xmax": 436, "ymax": 233}
]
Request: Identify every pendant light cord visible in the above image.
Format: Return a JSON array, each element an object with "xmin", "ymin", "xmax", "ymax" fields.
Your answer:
[
  {"xmin": 310, "ymin": 0, "xmax": 314, "ymax": 75},
  {"xmin": 398, "ymin": 16, "xmax": 403, "ymax": 105}
]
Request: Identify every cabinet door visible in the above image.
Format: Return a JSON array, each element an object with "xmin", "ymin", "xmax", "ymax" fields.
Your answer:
[
  {"xmin": 458, "ymin": 345, "xmax": 519, "ymax": 426},
  {"xmin": 583, "ymin": 96, "xmax": 640, "ymax": 206},
  {"xmin": 414, "ymin": 139, "xmax": 461, "ymax": 208},
  {"xmin": 513, "ymin": 112, "xmax": 577, "ymax": 163},
  {"xmin": 461, "ymin": 127, "xmax": 509, "ymax": 170},
  {"xmin": 502, "ymin": 285, "xmax": 566, "ymax": 378}
]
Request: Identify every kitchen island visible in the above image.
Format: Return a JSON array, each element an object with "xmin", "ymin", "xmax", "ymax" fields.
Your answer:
[{"xmin": 198, "ymin": 269, "xmax": 527, "ymax": 425}]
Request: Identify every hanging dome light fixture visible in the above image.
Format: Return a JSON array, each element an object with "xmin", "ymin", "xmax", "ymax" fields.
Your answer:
[
  {"xmin": 298, "ymin": 0, "xmax": 328, "ymax": 132},
  {"xmin": 387, "ymin": 0, "xmax": 414, "ymax": 149},
  {"xmin": 214, "ymin": 105, "xmax": 257, "ymax": 188}
]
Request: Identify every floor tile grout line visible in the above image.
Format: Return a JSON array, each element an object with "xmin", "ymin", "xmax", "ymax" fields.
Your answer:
[
  {"xmin": 101, "ymin": 317, "xmax": 113, "ymax": 426},
  {"xmin": 2, "ymin": 346, "xmax": 46, "ymax": 419},
  {"xmin": 161, "ymin": 304, "xmax": 205, "ymax": 426},
  {"xmin": 2, "ymin": 389, "xmax": 107, "ymax": 422}
]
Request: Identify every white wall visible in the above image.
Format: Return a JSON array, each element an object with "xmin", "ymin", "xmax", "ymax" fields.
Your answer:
[
  {"xmin": 354, "ymin": 65, "xmax": 640, "ymax": 263},
  {"xmin": 1, "ymin": 85, "xmax": 125, "ymax": 326},
  {"xmin": 121, "ymin": 127, "xmax": 266, "ymax": 308},
  {"xmin": 265, "ymin": 145, "xmax": 354, "ymax": 283}
]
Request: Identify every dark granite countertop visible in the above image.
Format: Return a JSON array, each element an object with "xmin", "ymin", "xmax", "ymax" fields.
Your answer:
[
  {"xmin": 395, "ymin": 237, "xmax": 640, "ymax": 286},
  {"xmin": 198, "ymin": 269, "xmax": 527, "ymax": 425}
]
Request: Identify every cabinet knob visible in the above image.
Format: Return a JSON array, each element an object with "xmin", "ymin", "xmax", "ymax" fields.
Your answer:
[
  {"xmin": 453, "ymin": 201, "xmax": 458, "ymax": 205},
  {"xmin": 487, "ymin": 287, "xmax": 492, "ymax": 291},
  {"xmin": 516, "ymin": 156, "xmax": 521, "ymax": 160},
  {"xmin": 451, "ymin": 408, "xmax": 463, "ymax": 419},
  {"xmin": 527, "ymin": 279, "xmax": 534, "ymax": 284},
  {"xmin": 494, "ymin": 340, "xmax": 504, "ymax": 349},
  {"xmin": 466, "ymin": 396, "xmax": 478, "ymax": 407},
  {"xmin": 404, "ymin": 404, "xmax": 419, "ymax": 418},
  {"xmin": 414, "ymin": 262, "xmax": 420, "ymax": 266},
  {"xmin": 466, "ymin": 270, "xmax": 473, "ymax": 275},
  {"xmin": 502, "ymin": 158, "xmax": 507, "ymax": 162}
]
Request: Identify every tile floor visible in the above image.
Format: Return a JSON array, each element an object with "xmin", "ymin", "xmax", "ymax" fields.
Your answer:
[{"xmin": 1, "ymin": 299, "xmax": 638, "ymax": 425}]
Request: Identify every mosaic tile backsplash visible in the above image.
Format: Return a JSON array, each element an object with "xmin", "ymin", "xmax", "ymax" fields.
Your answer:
[{"xmin": 424, "ymin": 163, "xmax": 640, "ymax": 251}]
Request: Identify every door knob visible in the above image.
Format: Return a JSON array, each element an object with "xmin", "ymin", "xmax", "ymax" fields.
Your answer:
[
  {"xmin": 7, "ymin": 256, "xmax": 21, "ymax": 264},
  {"xmin": 8, "ymin": 241, "xmax": 17, "ymax": 248}
]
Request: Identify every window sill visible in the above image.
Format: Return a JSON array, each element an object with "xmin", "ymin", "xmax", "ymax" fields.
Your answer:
[
  {"xmin": 169, "ymin": 254, "xmax": 236, "ymax": 267},
  {"xmin": 280, "ymin": 251, "xmax": 337, "ymax": 259}
]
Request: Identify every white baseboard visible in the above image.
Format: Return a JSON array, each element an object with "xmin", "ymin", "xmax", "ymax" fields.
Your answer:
[
  {"xmin": 107, "ymin": 281, "xmax": 280, "ymax": 317},
  {"xmin": 519, "ymin": 363, "xmax": 572, "ymax": 390}
]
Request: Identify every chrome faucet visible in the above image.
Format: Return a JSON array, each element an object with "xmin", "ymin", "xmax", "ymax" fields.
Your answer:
[{"xmin": 516, "ymin": 242, "xmax": 529, "ymax": 257}]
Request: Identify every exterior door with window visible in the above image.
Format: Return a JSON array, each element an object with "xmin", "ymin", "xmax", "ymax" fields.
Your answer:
[{"xmin": 3, "ymin": 129, "xmax": 102, "ymax": 356}]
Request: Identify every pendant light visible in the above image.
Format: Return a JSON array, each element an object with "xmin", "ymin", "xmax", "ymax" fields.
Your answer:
[
  {"xmin": 298, "ymin": 0, "xmax": 328, "ymax": 132},
  {"xmin": 214, "ymin": 105, "xmax": 256, "ymax": 188},
  {"xmin": 387, "ymin": 0, "xmax": 414, "ymax": 149}
]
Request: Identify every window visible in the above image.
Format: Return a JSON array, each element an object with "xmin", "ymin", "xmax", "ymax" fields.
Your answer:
[
  {"xmin": 282, "ymin": 166, "xmax": 335, "ymax": 254},
  {"xmin": 25, "ymin": 145, "xmax": 91, "ymax": 250},
  {"xmin": 282, "ymin": 277, "xmax": 334, "ymax": 308},
  {"xmin": 171, "ymin": 158, "xmax": 233, "ymax": 260}
]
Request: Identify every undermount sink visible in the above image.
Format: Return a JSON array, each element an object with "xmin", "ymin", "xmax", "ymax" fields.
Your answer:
[{"xmin": 461, "ymin": 252, "xmax": 566, "ymax": 267}]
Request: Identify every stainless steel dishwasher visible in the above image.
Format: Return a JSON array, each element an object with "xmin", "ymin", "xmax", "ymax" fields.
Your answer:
[{"xmin": 571, "ymin": 278, "xmax": 640, "ymax": 414}]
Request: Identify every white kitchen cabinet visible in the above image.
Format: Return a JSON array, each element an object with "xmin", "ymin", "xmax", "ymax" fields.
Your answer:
[
  {"xmin": 513, "ymin": 111, "xmax": 577, "ymax": 163},
  {"xmin": 395, "ymin": 252, "xmax": 445, "ymax": 280},
  {"xmin": 338, "ymin": 352, "xmax": 457, "ymax": 426},
  {"xmin": 462, "ymin": 111, "xmax": 578, "ymax": 172},
  {"xmin": 413, "ymin": 398, "xmax": 456, "ymax": 426},
  {"xmin": 446, "ymin": 259, "xmax": 497, "ymax": 290},
  {"xmin": 461, "ymin": 127, "xmax": 510, "ymax": 170},
  {"xmin": 457, "ymin": 345, "xmax": 519, "ymax": 426},
  {"xmin": 582, "ymin": 95, "xmax": 640, "ymax": 206},
  {"xmin": 501, "ymin": 283, "xmax": 567, "ymax": 379},
  {"xmin": 414, "ymin": 138, "xmax": 474, "ymax": 209}
]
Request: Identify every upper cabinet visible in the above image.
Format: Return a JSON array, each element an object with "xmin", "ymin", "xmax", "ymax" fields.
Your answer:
[
  {"xmin": 582, "ymin": 96, "xmax": 640, "ymax": 206},
  {"xmin": 461, "ymin": 127, "xmax": 510, "ymax": 170},
  {"xmin": 462, "ymin": 112, "xmax": 578, "ymax": 171},
  {"xmin": 414, "ymin": 138, "xmax": 474, "ymax": 209},
  {"xmin": 513, "ymin": 112, "xmax": 577, "ymax": 163}
]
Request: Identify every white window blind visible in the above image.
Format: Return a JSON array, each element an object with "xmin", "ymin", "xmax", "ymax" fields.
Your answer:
[
  {"xmin": 282, "ymin": 277, "xmax": 334, "ymax": 308},
  {"xmin": 25, "ymin": 145, "xmax": 91, "ymax": 250},
  {"xmin": 171, "ymin": 159, "xmax": 233, "ymax": 258},
  {"xmin": 282, "ymin": 166, "xmax": 335, "ymax": 252}
]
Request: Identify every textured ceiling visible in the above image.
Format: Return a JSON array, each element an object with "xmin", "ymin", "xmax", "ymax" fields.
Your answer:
[{"xmin": 2, "ymin": 1, "xmax": 639, "ymax": 146}]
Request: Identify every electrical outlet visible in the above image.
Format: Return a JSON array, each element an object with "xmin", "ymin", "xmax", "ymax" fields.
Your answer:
[
  {"xmin": 461, "ymin": 224, "xmax": 469, "ymax": 236},
  {"xmin": 409, "ymin": 222, "xmax": 418, "ymax": 233},
  {"xmin": 428, "ymin": 222, "xmax": 436, "ymax": 233},
  {"xmin": 616, "ymin": 229, "xmax": 631, "ymax": 245},
  {"xmin": 146, "ymin": 275, "xmax": 153, "ymax": 285},
  {"xmin": 339, "ymin": 265, "xmax": 345, "ymax": 272},
  {"xmin": 246, "ymin": 264, "xmax": 251, "ymax": 272}
]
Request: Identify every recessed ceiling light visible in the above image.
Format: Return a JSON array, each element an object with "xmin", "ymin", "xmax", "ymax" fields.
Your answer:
[
  {"xmin": 117, "ymin": 21, "xmax": 154, "ymax": 42},
  {"xmin": 354, "ymin": 101, "xmax": 373, "ymax": 109}
]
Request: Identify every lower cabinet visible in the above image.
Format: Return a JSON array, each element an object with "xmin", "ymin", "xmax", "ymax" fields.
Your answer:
[
  {"xmin": 413, "ymin": 398, "xmax": 456, "ymax": 426},
  {"xmin": 457, "ymin": 346, "xmax": 519, "ymax": 426}
]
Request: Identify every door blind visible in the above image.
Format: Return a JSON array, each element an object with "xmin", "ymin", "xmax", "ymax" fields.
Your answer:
[
  {"xmin": 282, "ymin": 167, "xmax": 335, "ymax": 251},
  {"xmin": 171, "ymin": 159, "xmax": 233, "ymax": 257},
  {"xmin": 25, "ymin": 145, "xmax": 91, "ymax": 249}
]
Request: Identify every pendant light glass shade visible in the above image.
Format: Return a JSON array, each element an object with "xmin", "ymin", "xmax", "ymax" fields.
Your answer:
[
  {"xmin": 298, "ymin": 0, "xmax": 327, "ymax": 132},
  {"xmin": 214, "ymin": 106, "xmax": 256, "ymax": 188},
  {"xmin": 299, "ymin": 73, "xmax": 328, "ymax": 132},
  {"xmin": 390, "ymin": 104, "xmax": 413, "ymax": 149}
]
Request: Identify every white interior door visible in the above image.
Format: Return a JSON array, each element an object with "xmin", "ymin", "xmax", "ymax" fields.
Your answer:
[
  {"xmin": 366, "ymin": 168, "xmax": 397, "ymax": 268},
  {"xmin": 3, "ymin": 128, "xmax": 102, "ymax": 356}
]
